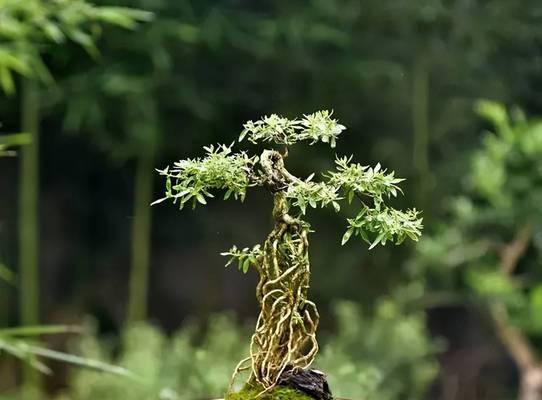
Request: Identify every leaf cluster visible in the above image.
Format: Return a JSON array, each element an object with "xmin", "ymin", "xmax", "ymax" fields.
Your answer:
[
  {"xmin": 239, "ymin": 110, "xmax": 346, "ymax": 148},
  {"xmin": 221, "ymin": 244, "xmax": 262, "ymax": 274},
  {"xmin": 326, "ymin": 157, "xmax": 422, "ymax": 248},
  {"xmin": 286, "ymin": 178, "xmax": 341, "ymax": 214},
  {"xmin": 327, "ymin": 156, "xmax": 404, "ymax": 203},
  {"xmin": 153, "ymin": 144, "xmax": 257, "ymax": 209},
  {"xmin": 343, "ymin": 207, "xmax": 423, "ymax": 249}
]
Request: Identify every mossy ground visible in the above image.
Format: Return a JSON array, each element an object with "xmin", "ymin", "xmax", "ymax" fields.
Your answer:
[{"xmin": 226, "ymin": 384, "xmax": 313, "ymax": 400}]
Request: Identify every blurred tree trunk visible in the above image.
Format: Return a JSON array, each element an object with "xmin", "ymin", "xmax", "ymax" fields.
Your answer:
[
  {"xmin": 18, "ymin": 78, "xmax": 40, "ymax": 388},
  {"xmin": 494, "ymin": 226, "xmax": 541, "ymax": 400},
  {"xmin": 126, "ymin": 150, "xmax": 154, "ymax": 324},
  {"xmin": 520, "ymin": 368, "xmax": 542, "ymax": 400},
  {"xmin": 412, "ymin": 57, "xmax": 430, "ymax": 206}
]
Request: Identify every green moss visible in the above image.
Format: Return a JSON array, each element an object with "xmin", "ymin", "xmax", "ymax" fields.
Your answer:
[{"xmin": 226, "ymin": 384, "xmax": 313, "ymax": 400}]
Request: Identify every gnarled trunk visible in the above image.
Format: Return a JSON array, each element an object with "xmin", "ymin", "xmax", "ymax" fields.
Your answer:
[{"xmin": 231, "ymin": 150, "xmax": 320, "ymax": 392}]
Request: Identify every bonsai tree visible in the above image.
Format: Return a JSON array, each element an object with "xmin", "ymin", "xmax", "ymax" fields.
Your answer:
[{"xmin": 154, "ymin": 110, "xmax": 423, "ymax": 398}]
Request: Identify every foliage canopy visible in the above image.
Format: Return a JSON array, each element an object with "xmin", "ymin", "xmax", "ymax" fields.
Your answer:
[{"xmin": 156, "ymin": 111, "xmax": 422, "ymax": 250}]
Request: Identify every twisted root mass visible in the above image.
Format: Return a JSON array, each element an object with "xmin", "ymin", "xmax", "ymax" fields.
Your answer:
[{"xmin": 232, "ymin": 193, "xmax": 319, "ymax": 392}]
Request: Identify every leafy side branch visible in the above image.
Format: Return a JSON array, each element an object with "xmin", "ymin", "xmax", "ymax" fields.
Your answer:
[
  {"xmin": 153, "ymin": 110, "xmax": 422, "ymax": 394},
  {"xmin": 152, "ymin": 144, "xmax": 257, "ymax": 209}
]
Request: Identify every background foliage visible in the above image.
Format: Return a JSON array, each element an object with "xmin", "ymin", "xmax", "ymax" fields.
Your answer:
[
  {"xmin": 44, "ymin": 296, "xmax": 435, "ymax": 400},
  {"xmin": 1, "ymin": 0, "xmax": 542, "ymax": 399}
]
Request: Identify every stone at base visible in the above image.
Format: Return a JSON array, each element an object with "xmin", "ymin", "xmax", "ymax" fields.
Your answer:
[
  {"xmin": 278, "ymin": 368, "xmax": 332, "ymax": 400},
  {"xmin": 226, "ymin": 369, "xmax": 333, "ymax": 400}
]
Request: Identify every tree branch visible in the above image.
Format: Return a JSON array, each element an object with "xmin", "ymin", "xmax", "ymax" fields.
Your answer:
[
  {"xmin": 500, "ymin": 225, "xmax": 532, "ymax": 275},
  {"xmin": 493, "ymin": 224, "xmax": 535, "ymax": 372},
  {"xmin": 492, "ymin": 304, "xmax": 537, "ymax": 371}
]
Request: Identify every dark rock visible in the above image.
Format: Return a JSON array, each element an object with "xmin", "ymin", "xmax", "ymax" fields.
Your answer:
[{"xmin": 278, "ymin": 368, "xmax": 333, "ymax": 400}]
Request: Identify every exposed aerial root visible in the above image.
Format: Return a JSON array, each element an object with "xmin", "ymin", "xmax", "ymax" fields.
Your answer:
[{"xmin": 231, "ymin": 192, "xmax": 320, "ymax": 393}]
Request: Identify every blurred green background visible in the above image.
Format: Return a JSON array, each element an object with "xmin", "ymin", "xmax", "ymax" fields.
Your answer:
[{"xmin": 1, "ymin": 1, "xmax": 542, "ymax": 399}]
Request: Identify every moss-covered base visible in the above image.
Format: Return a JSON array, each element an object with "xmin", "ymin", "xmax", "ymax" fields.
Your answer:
[{"xmin": 226, "ymin": 384, "xmax": 313, "ymax": 400}]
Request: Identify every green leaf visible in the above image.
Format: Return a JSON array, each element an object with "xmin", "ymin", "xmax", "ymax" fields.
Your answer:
[
  {"xmin": 530, "ymin": 286, "xmax": 542, "ymax": 332},
  {"xmin": 347, "ymin": 190, "xmax": 355, "ymax": 204},
  {"xmin": 25, "ymin": 345, "xmax": 133, "ymax": 376},
  {"xmin": 0, "ymin": 47, "xmax": 32, "ymax": 76},
  {"xmin": 0, "ymin": 325, "xmax": 81, "ymax": 337},
  {"xmin": 150, "ymin": 197, "xmax": 168, "ymax": 206},
  {"xmin": 196, "ymin": 193, "xmax": 207, "ymax": 205},
  {"xmin": 298, "ymin": 200, "xmax": 307, "ymax": 214},
  {"xmin": 369, "ymin": 233, "xmax": 385, "ymax": 250},
  {"xmin": 0, "ymin": 67, "xmax": 15, "ymax": 95},
  {"xmin": 341, "ymin": 229, "xmax": 353, "ymax": 245},
  {"xmin": 0, "ymin": 133, "xmax": 32, "ymax": 146},
  {"xmin": 0, "ymin": 262, "xmax": 15, "ymax": 284},
  {"xmin": 69, "ymin": 30, "xmax": 98, "ymax": 58},
  {"xmin": 224, "ymin": 257, "xmax": 234, "ymax": 267},
  {"xmin": 96, "ymin": 7, "xmax": 153, "ymax": 29},
  {"xmin": 0, "ymin": 339, "xmax": 52, "ymax": 374},
  {"xmin": 242, "ymin": 258, "xmax": 250, "ymax": 274},
  {"xmin": 359, "ymin": 229, "xmax": 370, "ymax": 244},
  {"xmin": 42, "ymin": 22, "xmax": 65, "ymax": 43}
]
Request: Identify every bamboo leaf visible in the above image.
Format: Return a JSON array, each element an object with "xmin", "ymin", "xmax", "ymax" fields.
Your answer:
[
  {"xmin": 25, "ymin": 345, "xmax": 133, "ymax": 377},
  {"xmin": 0, "ymin": 325, "xmax": 81, "ymax": 337}
]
